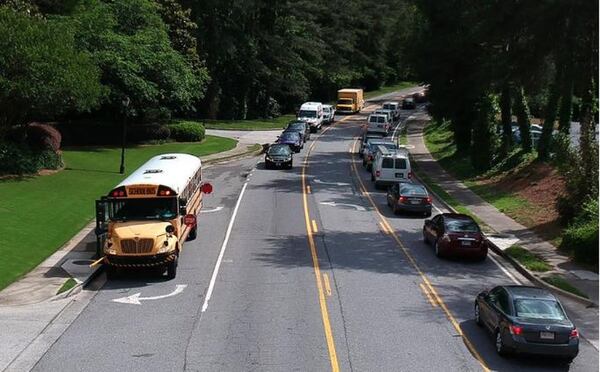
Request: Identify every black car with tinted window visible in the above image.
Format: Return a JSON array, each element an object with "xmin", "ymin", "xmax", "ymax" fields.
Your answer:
[
  {"xmin": 475, "ymin": 285, "xmax": 579, "ymax": 362},
  {"xmin": 284, "ymin": 120, "xmax": 310, "ymax": 142},
  {"xmin": 265, "ymin": 144, "xmax": 293, "ymax": 169},
  {"xmin": 387, "ymin": 182, "xmax": 432, "ymax": 216}
]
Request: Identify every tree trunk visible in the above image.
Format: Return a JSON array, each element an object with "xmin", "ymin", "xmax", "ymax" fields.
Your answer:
[
  {"xmin": 452, "ymin": 106, "xmax": 473, "ymax": 155},
  {"xmin": 558, "ymin": 71, "xmax": 573, "ymax": 134},
  {"xmin": 471, "ymin": 94, "xmax": 496, "ymax": 171},
  {"xmin": 499, "ymin": 83, "xmax": 512, "ymax": 155},
  {"xmin": 538, "ymin": 64, "xmax": 563, "ymax": 160},
  {"xmin": 514, "ymin": 86, "xmax": 532, "ymax": 152},
  {"xmin": 579, "ymin": 77, "xmax": 598, "ymax": 199}
]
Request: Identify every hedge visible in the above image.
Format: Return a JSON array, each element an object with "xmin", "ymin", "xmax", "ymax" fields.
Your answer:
[{"xmin": 169, "ymin": 121, "xmax": 205, "ymax": 142}]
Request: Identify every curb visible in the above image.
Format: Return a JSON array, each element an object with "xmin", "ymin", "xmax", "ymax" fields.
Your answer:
[
  {"xmin": 203, "ymin": 144, "xmax": 263, "ymax": 167},
  {"xmin": 413, "ymin": 171, "xmax": 597, "ymax": 308}
]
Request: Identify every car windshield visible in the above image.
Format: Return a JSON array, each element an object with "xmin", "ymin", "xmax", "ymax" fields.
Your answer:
[
  {"xmin": 110, "ymin": 198, "xmax": 177, "ymax": 221},
  {"xmin": 281, "ymin": 132, "xmax": 299, "ymax": 140},
  {"xmin": 287, "ymin": 123, "xmax": 304, "ymax": 131},
  {"xmin": 400, "ymin": 184, "xmax": 427, "ymax": 195},
  {"xmin": 337, "ymin": 99, "xmax": 353, "ymax": 105},
  {"xmin": 445, "ymin": 218, "xmax": 479, "ymax": 232},
  {"xmin": 514, "ymin": 299, "xmax": 567, "ymax": 321},
  {"xmin": 268, "ymin": 145, "xmax": 291, "ymax": 156},
  {"xmin": 298, "ymin": 110, "xmax": 316, "ymax": 118}
]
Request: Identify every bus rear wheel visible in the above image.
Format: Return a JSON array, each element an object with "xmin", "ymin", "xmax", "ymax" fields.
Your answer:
[{"xmin": 166, "ymin": 255, "xmax": 178, "ymax": 280}]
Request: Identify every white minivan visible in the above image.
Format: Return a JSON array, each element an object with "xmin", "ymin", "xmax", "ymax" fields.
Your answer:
[
  {"xmin": 367, "ymin": 114, "xmax": 391, "ymax": 135},
  {"xmin": 298, "ymin": 102, "xmax": 324, "ymax": 133},
  {"xmin": 382, "ymin": 101, "xmax": 400, "ymax": 120},
  {"xmin": 371, "ymin": 146, "xmax": 412, "ymax": 189}
]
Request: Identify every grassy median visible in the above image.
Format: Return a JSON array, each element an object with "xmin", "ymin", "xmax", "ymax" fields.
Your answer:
[
  {"xmin": 365, "ymin": 82, "xmax": 418, "ymax": 99},
  {"xmin": 0, "ymin": 135, "xmax": 236, "ymax": 291},
  {"xmin": 199, "ymin": 114, "xmax": 296, "ymax": 131}
]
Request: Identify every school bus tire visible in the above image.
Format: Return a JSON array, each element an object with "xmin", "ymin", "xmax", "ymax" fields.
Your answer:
[
  {"xmin": 187, "ymin": 226, "xmax": 197, "ymax": 241},
  {"xmin": 166, "ymin": 255, "xmax": 178, "ymax": 280},
  {"xmin": 106, "ymin": 265, "xmax": 118, "ymax": 280}
]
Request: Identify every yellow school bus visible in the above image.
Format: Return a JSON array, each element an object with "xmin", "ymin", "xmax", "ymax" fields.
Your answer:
[{"xmin": 94, "ymin": 153, "xmax": 212, "ymax": 279}]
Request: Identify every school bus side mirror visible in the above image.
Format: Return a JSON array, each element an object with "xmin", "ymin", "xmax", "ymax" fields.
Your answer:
[{"xmin": 165, "ymin": 225, "xmax": 175, "ymax": 234}]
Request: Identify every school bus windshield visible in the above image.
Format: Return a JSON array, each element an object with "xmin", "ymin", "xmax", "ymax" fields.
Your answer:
[{"xmin": 109, "ymin": 198, "xmax": 177, "ymax": 221}]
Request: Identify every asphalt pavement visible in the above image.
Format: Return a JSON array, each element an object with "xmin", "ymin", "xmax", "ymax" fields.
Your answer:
[{"xmin": 28, "ymin": 87, "xmax": 598, "ymax": 372}]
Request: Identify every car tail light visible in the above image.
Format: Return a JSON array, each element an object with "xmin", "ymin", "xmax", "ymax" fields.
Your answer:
[
  {"xmin": 570, "ymin": 329, "xmax": 579, "ymax": 339},
  {"xmin": 399, "ymin": 196, "xmax": 407, "ymax": 203},
  {"xmin": 375, "ymin": 170, "xmax": 381, "ymax": 177},
  {"xmin": 424, "ymin": 196, "xmax": 432, "ymax": 204},
  {"xmin": 509, "ymin": 325, "xmax": 523, "ymax": 335},
  {"xmin": 369, "ymin": 155, "xmax": 373, "ymax": 160},
  {"xmin": 408, "ymin": 171, "xmax": 414, "ymax": 179}
]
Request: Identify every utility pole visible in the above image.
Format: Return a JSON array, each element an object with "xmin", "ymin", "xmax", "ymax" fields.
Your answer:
[{"xmin": 119, "ymin": 96, "xmax": 130, "ymax": 174}]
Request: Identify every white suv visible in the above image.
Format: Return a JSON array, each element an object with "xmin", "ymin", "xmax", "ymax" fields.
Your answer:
[{"xmin": 382, "ymin": 101, "xmax": 400, "ymax": 120}]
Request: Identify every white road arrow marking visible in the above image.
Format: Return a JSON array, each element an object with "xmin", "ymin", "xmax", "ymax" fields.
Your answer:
[
  {"xmin": 313, "ymin": 179, "xmax": 350, "ymax": 186},
  {"xmin": 320, "ymin": 201, "xmax": 366, "ymax": 211},
  {"xmin": 112, "ymin": 284, "xmax": 187, "ymax": 305},
  {"xmin": 200, "ymin": 206, "xmax": 224, "ymax": 213}
]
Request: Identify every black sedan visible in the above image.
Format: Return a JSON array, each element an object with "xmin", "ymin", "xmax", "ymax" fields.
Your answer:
[
  {"xmin": 276, "ymin": 131, "xmax": 303, "ymax": 153},
  {"xmin": 475, "ymin": 285, "xmax": 579, "ymax": 362},
  {"xmin": 386, "ymin": 182, "xmax": 432, "ymax": 216},
  {"xmin": 265, "ymin": 144, "xmax": 293, "ymax": 169},
  {"xmin": 284, "ymin": 120, "xmax": 310, "ymax": 142},
  {"xmin": 402, "ymin": 97, "xmax": 416, "ymax": 109}
]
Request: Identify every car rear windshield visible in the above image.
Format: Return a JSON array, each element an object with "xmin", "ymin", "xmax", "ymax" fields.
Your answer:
[
  {"xmin": 287, "ymin": 123, "xmax": 304, "ymax": 130},
  {"xmin": 298, "ymin": 110, "xmax": 316, "ymax": 118},
  {"xmin": 369, "ymin": 116, "xmax": 379, "ymax": 123},
  {"xmin": 268, "ymin": 145, "xmax": 291, "ymax": 156},
  {"xmin": 378, "ymin": 117, "xmax": 386, "ymax": 123},
  {"xmin": 445, "ymin": 218, "xmax": 479, "ymax": 232},
  {"xmin": 281, "ymin": 132, "xmax": 299, "ymax": 140},
  {"xmin": 382, "ymin": 158, "xmax": 394, "ymax": 168},
  {"xmin": 400, "ymin": 184, "xmax": 427, "ymax": 195},
  {"xmin": 394, "ymin": 158, "xmax": 406, "ymax": 169},
  {"xmin": 514, "ymin": 299, "xmax": 566, "ymax": 321}
]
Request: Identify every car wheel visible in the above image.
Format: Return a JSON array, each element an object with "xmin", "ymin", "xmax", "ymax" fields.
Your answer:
[
  {"xmin": 434, "ymin": 240, "xmax": 442, "ymax": 258},
  {"xmin": 393, "ymin": 204, "xmax": 400, "ymax": 215},
  {"xmin": 371, "ymin": 173, "xmax": 375, "ymax": 181},
  {"xmin": 423, "ymin": 229, "xmax": 429, "ymax": 245},
  {"xmin": 561, "ymin": 356, "xmax": 575, "ymax": 365},
  {"xmin": 166, "ymin": 255, "xmax": 178, "ymax": 280},
  {"xmin": 474, "ymin": 303, "xmax": 482, "ymax": 326},
  {"xmin": 475, "ymin": 254, "xmax": 487, "ymax": 262},
  {"xmin": 424, "ymin": 211, "xmax": 432, "ymax": 217},
  {"xmin": 106, "ymin": 265, "xmax": 118, "ymax": 280},
  {"xmin": 288, "ymin": 161, "xmax": 293, "ymax": 170},
  {"xmin": 265, "ymin": 162, "xmax": 271, "ymax": 170},
  {"xmin": 495, "ymin": 329, "xmax": 510, "ymax": 357}
]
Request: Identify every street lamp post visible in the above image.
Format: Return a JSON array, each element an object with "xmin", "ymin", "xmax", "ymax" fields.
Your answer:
[{"xmin": 119, "ymin": 97, "xmax": 130, "ymax": 174}]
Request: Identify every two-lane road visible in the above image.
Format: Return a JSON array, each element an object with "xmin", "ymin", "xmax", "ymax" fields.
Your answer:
[{"xmin": 32, "ymin": 87, "xmax": 598, "ymax": 371}]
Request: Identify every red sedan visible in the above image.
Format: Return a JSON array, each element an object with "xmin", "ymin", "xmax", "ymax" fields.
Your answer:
[{"xmin": 422, "ymin": 213, "xmax": 487, "ymax": 261}]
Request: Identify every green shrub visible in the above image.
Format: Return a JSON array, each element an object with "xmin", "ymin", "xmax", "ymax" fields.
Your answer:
[
  {"xmin": 560, "ymin": 199, "xmax": 599, "ymax": 266},
  {"xmin": 169, "ymin": 122, "xmax": 205, "ymax": 142},
  {"xmin": 0, "ymin": 142, "xmax": 63, "ymax": 175}
]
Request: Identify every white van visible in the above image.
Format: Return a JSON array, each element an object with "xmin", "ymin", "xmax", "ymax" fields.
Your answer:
[
  {"xmin": 382, "ymin": 101, "xmax": 400, "ymax": 120},
  {"xmin": 371, "ymin": 146, "xmax": 412, "ymax": 189},
  {"xmin": 367, "ymin": 114, "xmax": 391, "ymax": 135},
  {"xmin": 298, "ymin": 102, "xmax": 324, "ymax": 133}
]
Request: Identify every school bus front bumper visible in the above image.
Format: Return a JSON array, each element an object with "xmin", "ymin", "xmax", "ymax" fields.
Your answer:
[{"xmin": 104, "ymin": 252, "xmax": 177, "ymax": 268}]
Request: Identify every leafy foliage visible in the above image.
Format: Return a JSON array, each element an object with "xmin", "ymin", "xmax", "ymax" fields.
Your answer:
[{"xmin": 168, "ymin": 121, "xmax": 205, "ymax": 142}]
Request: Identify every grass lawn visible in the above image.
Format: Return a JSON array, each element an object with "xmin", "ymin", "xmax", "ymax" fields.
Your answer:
[
  {"xmin": 505, "ymin": 245, "xmax": 551, "ymax": 272},
  {"xmin": 423, "ymin": 120, "xmax": 536, "ymax": 221},
  {"xmin": 543, "ymin": 275, "xmax": 588, "ymax": 298},
  {"xmin": 0, "ymin": 135, "xmax": 236, "ymax": 291},
  {"xmin": 365, "ymin": 82, "xmax": 418, "ymax": 100},
  {"xmin": 188, "ymin": 114, "xmax": 296, "ymax": 131}
]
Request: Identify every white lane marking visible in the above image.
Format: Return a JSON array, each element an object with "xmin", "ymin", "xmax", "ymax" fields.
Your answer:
[
  {"xmin": 487, "ymin": 253, "xmax": 522, "ymax": 285},
  {"xmin": 112, "ymin": 284, "xmax": 187, "ymax": 305},
  {"xmin": 313, "ymin": 179, "xmax": 351, "ymax": 186},
  {"xmin": 200, "ymin": 206, "xmax": 224, "ymax": 213},
  {"xmin": 201, "ymin": 181, "xmax": 249, "ymax": 312},
  {"xmin": 432, "ymin": 203, "xmax": 444, "ymax": 214},
  {"xmin": 320, "ymin": 201, "xmax": 366, "ymax": 211}
]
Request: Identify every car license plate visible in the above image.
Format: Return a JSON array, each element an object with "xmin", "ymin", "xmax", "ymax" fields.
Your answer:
[
  {"xmin": 540, "ymin": 331, "xmax": 554, "ymax": 340},
  {"xmin": 461, "ymin": 240, "xmax": 472, "ymax": 246},
  {"xmin": 395, "ymin": 173, "xmax": 404, "ymax": 178},
  {"xmin": 275, "ymin": 162, "xmax": 281, "ymax": 166},
  {"xmin": 410, "ymin": 200, "xmax": 420, "ymax": 205}
]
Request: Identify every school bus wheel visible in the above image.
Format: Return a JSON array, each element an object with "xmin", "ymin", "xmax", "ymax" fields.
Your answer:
[
  {"xmin": 106, "ymin": 265, "xmax": 118, "ymax": 280},
  {"xmin": 166, "ymin": 255, "xmax": 178, "ymax": 279},
  {"xmin": 187, "ymin": 226, "xmax": 197, "ymax": 241}
]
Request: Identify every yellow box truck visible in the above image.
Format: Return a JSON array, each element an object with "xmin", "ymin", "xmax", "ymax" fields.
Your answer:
[{"xmin": 336, "ymin": 88, "xmax": 364, "ymax": 114}]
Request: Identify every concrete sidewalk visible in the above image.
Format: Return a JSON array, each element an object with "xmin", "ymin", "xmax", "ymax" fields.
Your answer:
[{"xmin": 407, "ymin": 111, "xmax": 599, "ymax": 306}]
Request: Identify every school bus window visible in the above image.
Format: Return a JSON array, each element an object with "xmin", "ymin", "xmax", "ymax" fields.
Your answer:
[{"xmin": 109, "ymin": 198, "xmax": 177, "ymax": 221}]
